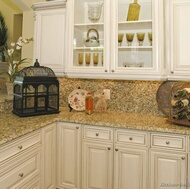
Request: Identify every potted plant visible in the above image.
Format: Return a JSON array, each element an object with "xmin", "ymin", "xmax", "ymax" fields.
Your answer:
[
  {"xmin": 1, "ymin": 37, "xmax": 33, "ymax": 94},
  {"xmin": 0, "ymin": 11, "xmax": 8, "ymax": 62}
]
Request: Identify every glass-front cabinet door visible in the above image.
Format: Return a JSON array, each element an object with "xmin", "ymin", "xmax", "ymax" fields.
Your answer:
[
  {"xmin": 65, "ymin": 0, "xmax": 164, "ymax": 80},
  {"xmin": 110, "ymin": 0, "xmax": 164, "ymax": 80},
  {"xmin": 65, "ymin": 0, "xmax": 110, "ymax": 78}
]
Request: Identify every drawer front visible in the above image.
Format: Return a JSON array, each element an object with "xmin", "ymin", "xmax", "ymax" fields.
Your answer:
[
  {"xmin": 83, "ymin": 125, "xmax": 113, "ymax": 142},
  {"xmin": 0, "ymin": 145, "xmax": 41, "ymax": 189},
  {"xmin": 151, "ymin": 134, "xmax": 186, "ymax": 151},
  {"xmin": 115, "ymin": 129, "xmax": 148, "ymax": 146},
  {"xmin": 0, "ymin": 130, "xmax": 41, "ymax": 162}
]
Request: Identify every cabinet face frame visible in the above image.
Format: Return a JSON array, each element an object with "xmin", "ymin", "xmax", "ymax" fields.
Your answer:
[{"xmin": 165, "ymin": 0, "xmax": 190, "ymax": 80}]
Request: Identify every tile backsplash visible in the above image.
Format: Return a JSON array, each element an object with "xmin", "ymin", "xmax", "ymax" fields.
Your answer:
[{"xmin": 58, "ymin": 78, "xmax": 165, "ymax": 117}]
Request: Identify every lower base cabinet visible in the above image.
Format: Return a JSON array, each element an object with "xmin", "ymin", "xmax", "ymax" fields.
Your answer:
[
  {"xmin": 1, "ymin": 122, "xmax": 190, "ymax": 189},
  {"xmin": 41, "ymin": 123, "xmax": 57, "ymax": 189}
]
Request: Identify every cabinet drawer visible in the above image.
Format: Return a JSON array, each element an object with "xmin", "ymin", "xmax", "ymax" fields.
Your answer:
[
  {"xmin": 115, "ymin": 129, "xmax": 148, "ymax": 146},
  {"xmin": 0, "ymin": 130, "xmax": 41, "ymax": 162},
  {"xmin": 151, "ymin": 133, "xmax": 186, "ymax": 151},
  {"xmin": 0, "ymin": 145, "xmax": 41, "ymax": 189},
  {"xmin": 83, "ymin": 125, "xmax": 113, "ymax": 142}
]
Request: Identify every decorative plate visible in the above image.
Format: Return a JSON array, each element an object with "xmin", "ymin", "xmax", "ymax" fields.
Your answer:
[{"xmin": 68, "ymin": 89, "xmax": 88, "ymax": 111}]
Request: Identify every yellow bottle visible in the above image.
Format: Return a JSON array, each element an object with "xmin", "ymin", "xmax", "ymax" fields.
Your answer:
[{"xmin": 127, "ymin": 0, "xmax": 140, "ymax": 21}]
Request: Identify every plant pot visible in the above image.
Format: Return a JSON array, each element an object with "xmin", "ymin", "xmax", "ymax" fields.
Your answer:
[{"xmin": 6, "ymin": 82, "xmax": 13, "ymax": 95}]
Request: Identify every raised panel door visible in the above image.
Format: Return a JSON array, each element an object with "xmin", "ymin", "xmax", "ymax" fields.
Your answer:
[
  {"xmin": 150, "ymin": 150, "xmax": 187, "ymax": 189},
  {"xmin": 165, "ymin": 0, "xmax": 190, "ymax": 80},
  {"xmin": 82, "ymin": 142, "xmax": 113, "ymax": 189},
  {"xmin": 57, "ymin": 122, "xmax": 81, "ymax": 189},
  {"xmin": 114, "ymin": 146, "xmax": 148, "ymax": 189}
]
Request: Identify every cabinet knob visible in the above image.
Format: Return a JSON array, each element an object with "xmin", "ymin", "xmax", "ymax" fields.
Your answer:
[
  {"xmin": 96, "ymin": 133, "xmax": 99, "ymax": 136},
  {"xmin": 19, "ymin": 173, "xmax": 24, "ymax": 177},
  {"xmin": 181, "ymin": 157, "xmax": 185, "ymax": 160},
  {"xmin": 111, "ymin": 69, "xmax": 114, "ymax": 72},
  {"xmin": 76, "ymin": 126, "xmax": 79, "ymax": 129},
  {"xmin": 170, "ymin": 70, "xmax": 174, "ymax": 74},
  {"xmin": 105, "ymin": 69, "xmax": 108, "ymax": 72},
  {"xmin": 166, "ymin": 141, "xmax": 170, "ymax": 145},
  {"xmin": 18, "ymin": 145, "xmax": 23, "ymax": 149},
  {"xmin": 115, "ymin": 148, "xmax": 118, "ymax": 151},
  {"xmin": 108, "ymin": 147, "xmax": 111, "ymax": 150},
  {"xmin": 129, "ymin": 137, "xmax": 133, "ymax": 141}
]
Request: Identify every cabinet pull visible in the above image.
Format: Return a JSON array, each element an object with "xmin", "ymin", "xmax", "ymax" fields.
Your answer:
[
  {"xmin": 181, "ymin": 157, "xmax": 185, "ymax": 160},
  {"xmin": 18, "ymin": 145, "xmax": 23, "ymax": 149},
  {"xmin": 96, "ymin": 133, "xmax": 99, "ymax": 136},
  {"xmin": 129, "ymin": 137, "xmax": 133, "ymax": 140},
  {"xmin": 115, "ymin": 148, "xmax": 118, "ymax": 151},
  {"xmin": 76, "ymin": 126, "xmax": 79, "ymax": 129},
  {"xmin": 105, "ymin": 69, "xmax": 108, "ymax": 72},
  {"xmin": 166, "ymin": 141, "xmax": 170, "ymax": 145},
  {"xmin": 171, "ymin": 70, "xmax": 174, "ymax": 74},
  {"xmin": 108, "ymin": 147, "xmax": 111, "ymax": 150},
  {"xmin": 19, "ymin": 173, "xmax": 24, "ymax": 177}
]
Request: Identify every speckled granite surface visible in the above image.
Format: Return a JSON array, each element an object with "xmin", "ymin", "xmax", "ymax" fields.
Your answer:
[{"xmin": 1, "ymin": 107, "xmax": 190, "ymax": 146}]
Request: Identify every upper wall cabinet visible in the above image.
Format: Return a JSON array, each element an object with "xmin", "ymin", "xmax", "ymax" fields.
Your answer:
[
  {"xmin": 165, "ymin": 0, "xmax": 190, "ymax": 81},
  {"xmin": 32, "ymin": 0, "xmax": 66, "ymax": 76},
  {"xmin": 65, "ymin": 0, "xmax": 165, "ymax": 80}
]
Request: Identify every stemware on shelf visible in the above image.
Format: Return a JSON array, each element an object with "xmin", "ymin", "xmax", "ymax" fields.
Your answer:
[
  {"xmin": 126, "ymin": 33, "xmax": 135, "ymax": 46},
  {"xmin": 118, "ymin": 33, "xmax": 124, "ymax": 46},
  {"xmin": 148, "ymin": 32, "xmax": 152, "ymax": 46},
  {"xmin": 137, "ymin": 32, "xmax": 145, "ymax": 46}
]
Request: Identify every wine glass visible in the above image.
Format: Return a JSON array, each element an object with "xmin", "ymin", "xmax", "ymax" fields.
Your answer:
[
  {"xmin": 148, "ymin": 32, "xmax": 152, "ymax": 46},
  {"xmin": 118, "ymin": 33, "xmax": 124, "ymax": 46},
  {"xmin": 126, "ymin": 33, "xmax": 134, "ymax": 46},
  {"xmin": 137, "ymin": 33, "xmax": 145, "ymax": 46},
  {"xmin": 88, "ymin": 3, "xmax": 103, "ymax": 23}
]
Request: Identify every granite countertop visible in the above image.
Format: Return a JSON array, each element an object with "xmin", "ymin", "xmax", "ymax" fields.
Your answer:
[{"xmin": 1, "ymin": 107, "xmax": 190, "ymax": 146}]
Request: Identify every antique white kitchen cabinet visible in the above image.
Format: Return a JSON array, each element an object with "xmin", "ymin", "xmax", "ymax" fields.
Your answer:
[
  {"xmin": 114, "ymin": 129, "xmax": 149, "ymax": 189},
  {"xmin": 32, "ymin": 0, "xmax": 66, "ymax": 76},
  {"xmin": 82, "ymin": 125, "xmax": 149, "ymax": 189},
  {"xmin": 41, "ymin": 122, "xmax": 57, "ymax": 189},
  {"xmin": 150, "ymin": 133, "xmax": 187, "ymax": 189},
  {"xmin": 165, "ymin": 0, "xmax": 190, "ymax": 80},
  {"xmin": 56, "ymin": 122, "xmax": 82, "ymax": 189},
  {"xmin": 82, "ymin": 125, "xmax": 113, "ymax": 189},
  {"xmin": 0, "ymin": 130, "xmax": 41, "ymax": 189},
  {"xmin": 65, "ymin": 0, "xmax": 165, "ymax": 80}
]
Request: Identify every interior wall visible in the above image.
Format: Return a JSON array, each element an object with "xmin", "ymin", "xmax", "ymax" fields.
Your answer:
[{"xmin": 0, "ymin": 0, "xmax": 22, "ymax": 45}]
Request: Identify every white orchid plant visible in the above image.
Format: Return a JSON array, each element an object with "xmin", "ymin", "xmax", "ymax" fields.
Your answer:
[{"xmin": 2, "ymin": 37, "xmax": 33, "ymax": 83}]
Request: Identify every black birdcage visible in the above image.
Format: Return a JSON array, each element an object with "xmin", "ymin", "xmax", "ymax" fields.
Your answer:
[{"xmin": 12, "ymin": 60, "xmax": 59, "ymax": 117}]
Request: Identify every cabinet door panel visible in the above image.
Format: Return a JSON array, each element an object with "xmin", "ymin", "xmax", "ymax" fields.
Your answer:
[
  {"xmin": 114, "ymin": 146, "xmax": 148, "ymax": 189},
  {"xmin": 33, "ymin": 4, "xmax": 66, "ymax": 75},
  {"xmin": 150, "ymin": 150, "xmax": 187, "ymax": 189},
  {"xmin": 82, "ymin": 142, "xmax": 113, "ymax": 189},
  {"xmin": 166, "ymin": 0, "xmax": 190, "ymax": 79},
  {"xmin": 57, "ymin": 122, "xmax": 81, "ymax": 189}
]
